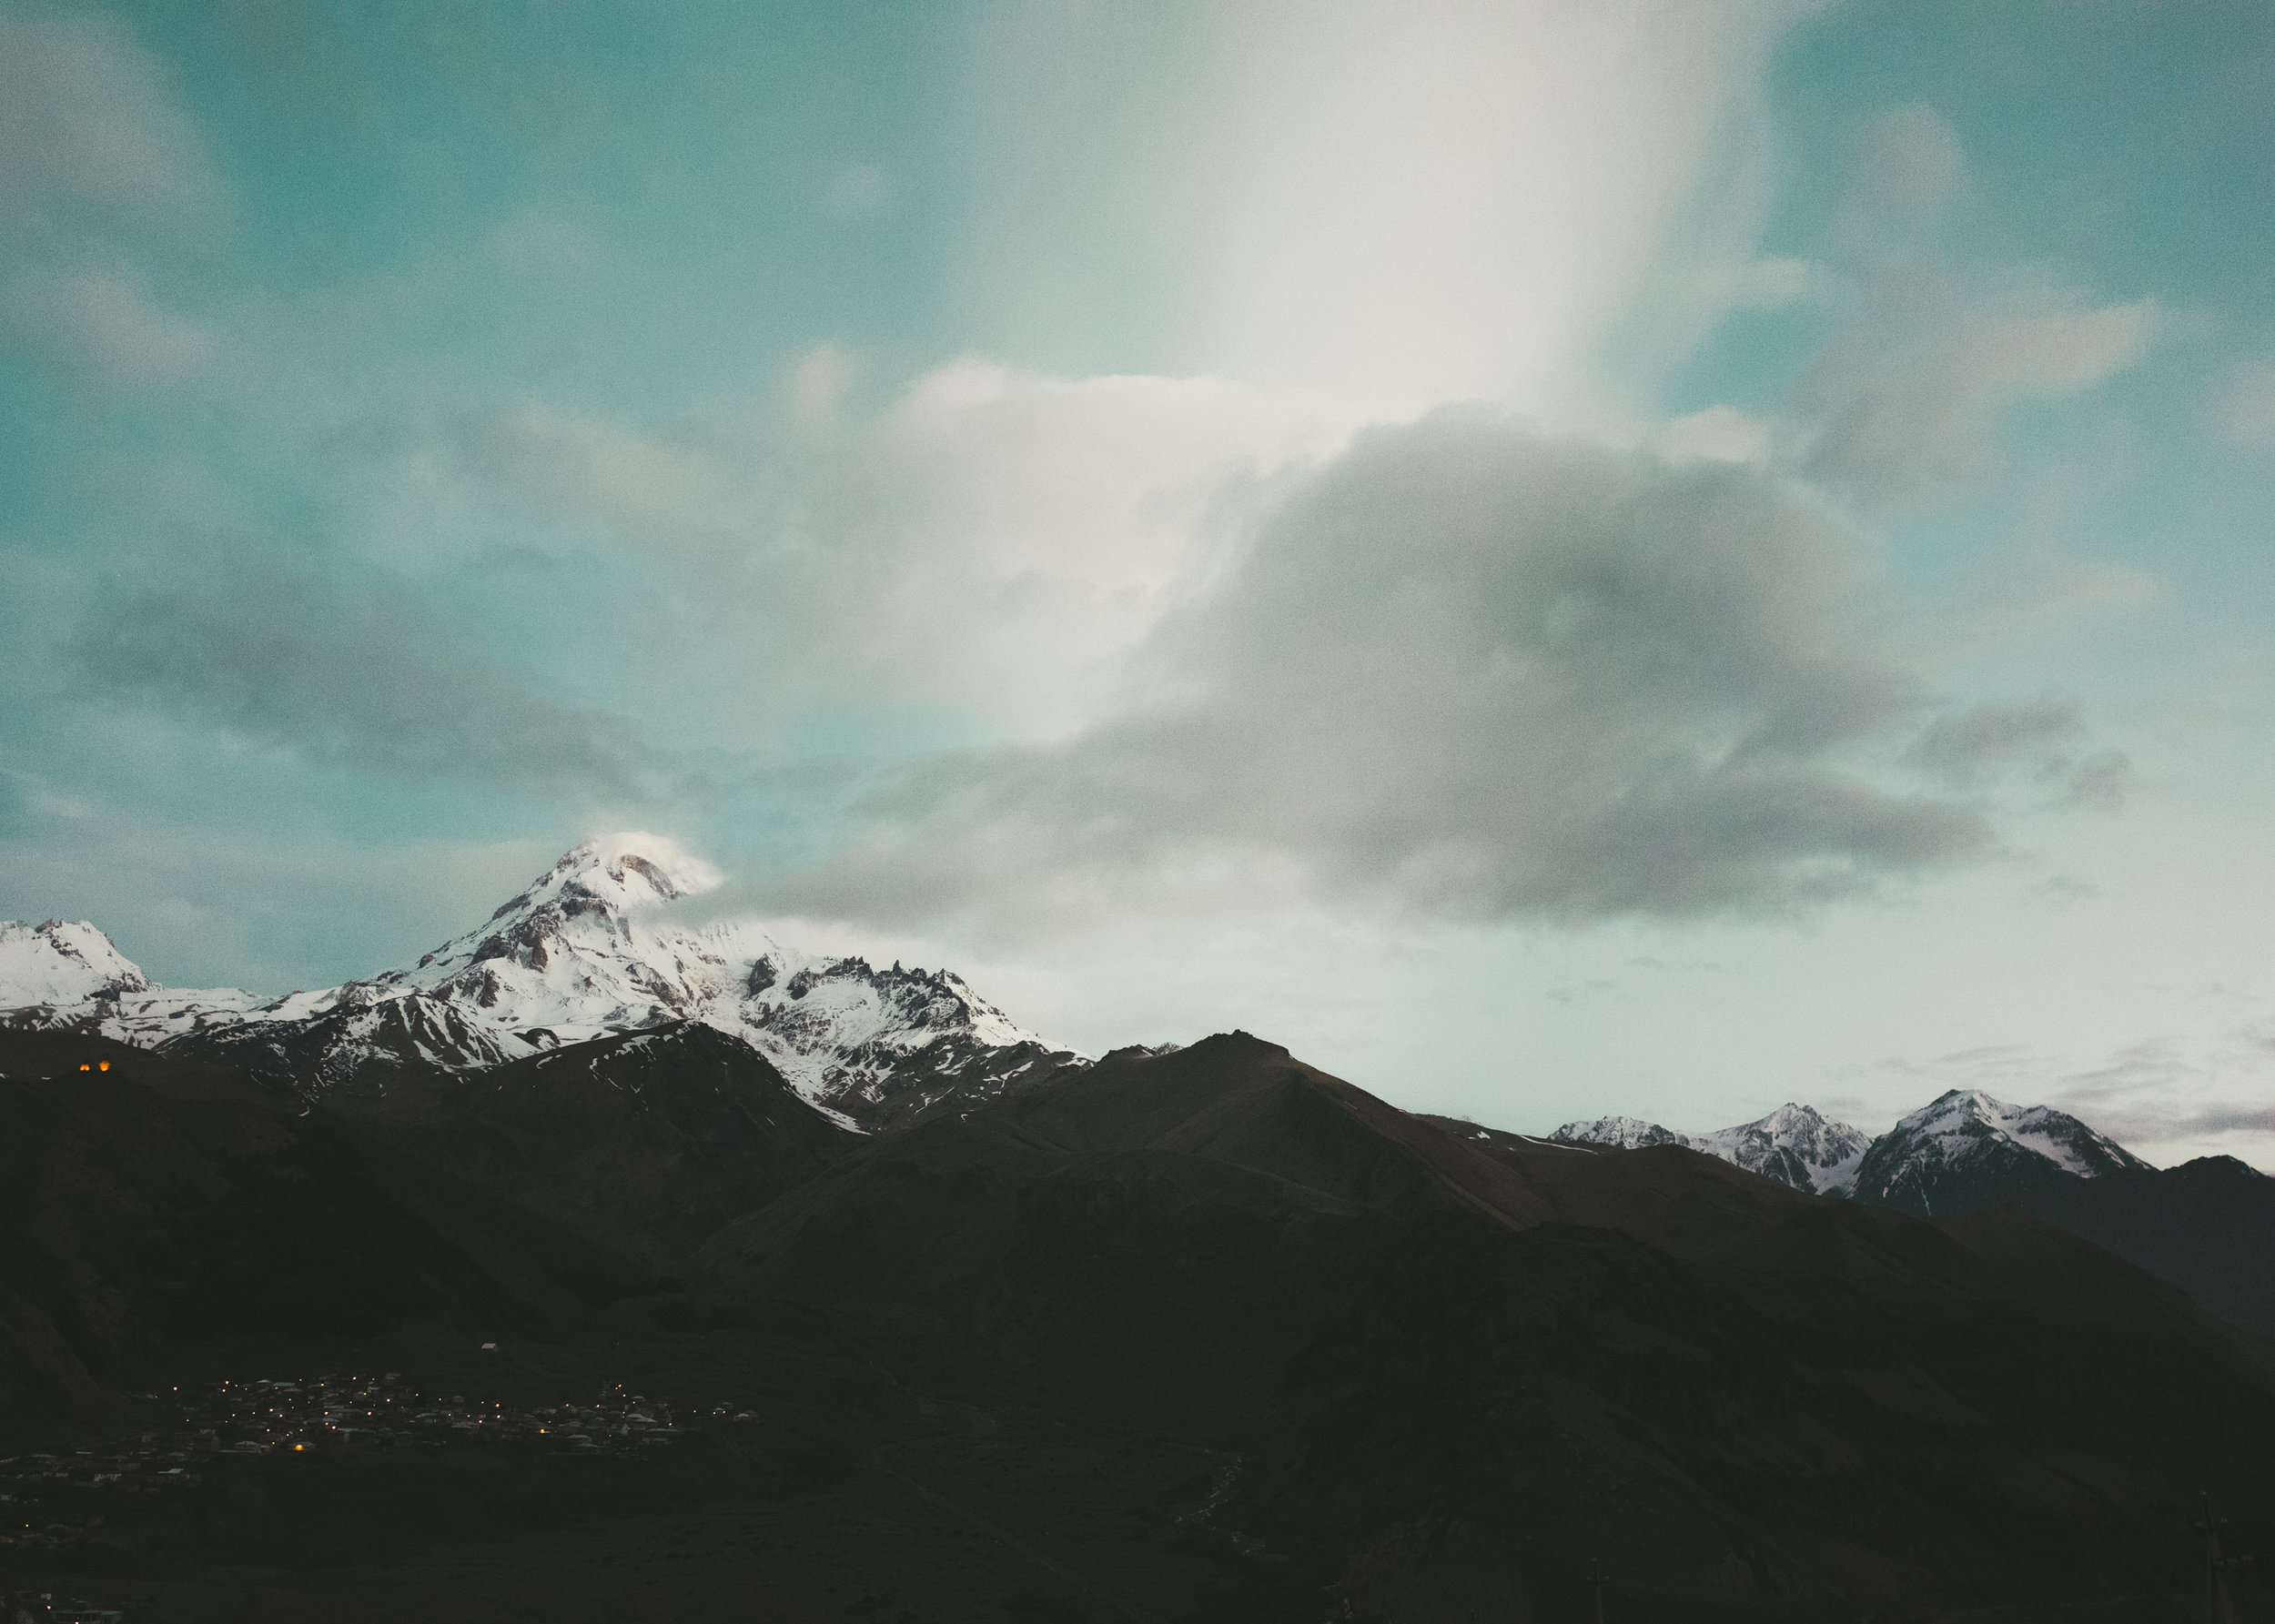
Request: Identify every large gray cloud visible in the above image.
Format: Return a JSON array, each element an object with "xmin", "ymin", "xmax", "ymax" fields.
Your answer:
[
  {"xmin": 66, "ymin": 560, "xmax": 652, "ymax": 795},
  {"xmin": 761, "ymin": 411, "xmax": 1990, "ymax": 934}
]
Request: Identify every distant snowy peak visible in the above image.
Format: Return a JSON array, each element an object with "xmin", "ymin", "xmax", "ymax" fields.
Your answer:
[
  {"xmin": 1692, "ymin": 1103, "xmax": 1873, "ymax": 1197},
  {"xmin": 1552, "ymin": 1102, "xmax": 1872, "ymax": 1195},
  {"xmin": 0, "ymin": 920, "xmax": 153, "ymax": 1018},
  {"xmin": 1551, "ymin": 1115, "xmax": 1692, "ymax": 1151},
  {"xmin": 1890, "ymin": 1088, "xmax": 2147, "ymax": 1176},
  {"xmin": 0, "ymin": 833, "xmax": 1082, "ymax": 1130},
  {"xmin": 1851, "ymin": 1087, "xmax": 2149, "ymax": 1214}
]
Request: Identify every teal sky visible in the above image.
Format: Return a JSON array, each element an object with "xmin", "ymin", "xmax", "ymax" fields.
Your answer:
[{"xmin": 5, "ymin": 0, "xmax": 2274, "ymax": 1165}]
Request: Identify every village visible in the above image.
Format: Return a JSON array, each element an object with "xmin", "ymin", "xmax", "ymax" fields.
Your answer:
[{"xmin": 1, "ymin": 1371, "xmax": 762, "ymax": 1620}]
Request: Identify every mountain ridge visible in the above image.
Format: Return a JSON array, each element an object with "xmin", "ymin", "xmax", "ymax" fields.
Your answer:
[
  {"xmin": 0, "ymin": 834, "xmax": 1082, "ymax": 1133},
  {"xmin": 1552, "ymin": 1100, "xmax": 1871, "ymax": 1195},
  {"xmin": 694, "ymin": 1034, "xmax": 2275, "ymax": 1616}
]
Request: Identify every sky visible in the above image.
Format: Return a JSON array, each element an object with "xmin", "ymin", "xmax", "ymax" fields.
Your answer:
[{"xmin": 5, "ymin": 0, "xmax": 2274, "ymax": 1167}]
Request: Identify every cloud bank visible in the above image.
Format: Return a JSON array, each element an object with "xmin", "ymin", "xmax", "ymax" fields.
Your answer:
[{"xmin": 759, "ymin": 411, "xmax": 1989, "ymax": 937}]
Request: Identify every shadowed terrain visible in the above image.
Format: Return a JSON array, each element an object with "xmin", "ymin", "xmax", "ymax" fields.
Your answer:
[
  {"xmin": 5, "ymin": 1029, "xmax": 2271, "ymax": 1620},
  {"xmin": 329, "ymin": 1021, "xmax": 857, "ymax": 1273}
]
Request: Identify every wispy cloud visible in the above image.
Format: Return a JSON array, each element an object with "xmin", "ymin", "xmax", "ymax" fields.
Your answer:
[
  {"xmin": 1795, "ymin": 106, "xmax": 2158, "ymax": 511},
  {"xmin": 0, "ymin": 4, "xmax": 224, "ymax": 394},
  {"xmin": 5, "ymin": 265, "xmax": 218, "ymax": 390},
  {"xmin": 0, "ymin": 5, "xmax": 213, "ymax": 227},
  {"xmin": 66, "ymin": 559, "xmax": 658, "ymax": 797}
]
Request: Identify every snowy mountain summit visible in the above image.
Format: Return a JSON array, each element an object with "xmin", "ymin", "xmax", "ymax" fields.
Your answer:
[
  {"xmin": 0, "ymin": 920, "xmax": 153, "ymax": 1012},
  {"xmin": 1692, "ymin": 1103, "xmax": 1872, "ymax": 1197},
  {"xmin": 0, "ymin": 834, "xmax": 1080, "ymax": 1129},
  {"xmin": 1849, "ymin": 1088, "xmax": 2150, "ymax": 1215},
  {"xmin": 1550, "ymin": 1115, "xmax": 1691, "ymax": 1152},
  {"xmin": 1552, "ymin": 1087, "xmax": 2148, "ymax": 1208},
  {"xmin": 1552, "ymin": 1103, "xmax": 1872, "ymax": 1195}
]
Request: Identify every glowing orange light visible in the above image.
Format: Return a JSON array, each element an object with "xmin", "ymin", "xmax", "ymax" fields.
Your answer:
[
  {"xmin": 293, "ymin": 1444, "xmax": 306, "ymax": 1452},
  {"xmin": 79, "ymin": 1064, "xmax": 91, "ymax": 1072},
  {"xmin": 98, "ymin": 1061, "xmax": 110, "ymax": 1071}
]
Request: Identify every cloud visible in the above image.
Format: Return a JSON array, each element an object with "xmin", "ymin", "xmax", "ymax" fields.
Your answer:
[
  {"xmin": 5, "ymin": 265, "xmax": 218, "ymax": 390},
  {"xmin": 1802, "ymin": 287, "xmax": 2156, "ymax": 509},
  {"xmin": 1795, "ymin": 106, "xmax": 2157, "ymax": 510},
  {"xmin": 389, "ymin": 360, "xmax": 1341, "ymax": 738},
  {"xmin": 755, "ymin": 411, "xmax": 1990, "ymax": 937},
  {"xmin": 2214, "ymin": 361, "xmax": 2275, "ymax": 452},
  {"xmin": 0, "ymin": 5, "xmax": 223, "ymax": 394},
  {"xmin": 957, "ymin": 0, "xmax": 1807, "ymax": 415},
  {"xmin": 1828, "ymin": 103, "xmax": 1967, "ymax": 259},
  {"xmin": 65, "ymin": 560, "xmax": 654, "ymax": 795},
  {"xmin": 2045, "ymin": 1033, "xmax": 2275, "ymax": 1166},
  {"xmin": 1651, "ymin": 405, "xmax": 1776, "ymax": 469},
  {"xmin": 440, "ymin": 402, "xmax": 746, "ymax": 548},
  {"xmin": 1903, "ymin": 695, "xmax": 2082, "ymax": 787},
  {"xmin": 2063, "ymin": 749, "xmax": 2131, "ymax": 812},
  {"xmin": 1901, "ymin": 695, "xmax": 2132, "ymax": 810},
  {"xmin": 2175, "ymin": 1104, "xmax": 2275, "ymax": 1137},
  {"xmin": 0, "ymin": 5, "xmax": 211, "ymax": 227},
  {"xmin": 773, "ymin": 360, "xmax": 1340, "ymax": 722}
]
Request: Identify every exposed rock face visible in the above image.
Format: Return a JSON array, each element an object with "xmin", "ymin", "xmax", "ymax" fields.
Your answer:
[{"xmin": 0, "ymin": 833, "xmax": 1084, "ymax": 1131}]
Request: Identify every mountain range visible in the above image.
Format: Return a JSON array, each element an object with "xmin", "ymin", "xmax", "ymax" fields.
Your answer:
[
  {"xmin": 1555, "ymin": 1086, "xmax": 2149, "ymax": 1205},
  {"xmin": 5, "ymin": 847, "xmax": 2275, "ymax": 1616},
  {"xmin": 5, "ymin": 832, "xmax": 2271, "ymax": 1336},
  {"xmin": 0, "ymin": 833, "xmax": 1079, "ymax": 1133},
  {"xmin": 1553, "ymin": 1102, "xmax": 1874, "ymax": 1195},
  {"xmin": 1551, "ymin": 1083, "xmax": 2275, "ymax": 1337}
]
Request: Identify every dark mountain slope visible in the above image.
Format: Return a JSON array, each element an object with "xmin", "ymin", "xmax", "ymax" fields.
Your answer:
[
  {"xmin": 1983, "ymin": 1155, "xmax": 2275, "ymax": 1337},
  {"xmin": 331, "ymin": 1021, "xmax": 856, "ymax": 1272},
  {"xmin": 0, "ymin": 1031, "xmax": 649, "ymax": 1423},
  {"xmin": 1455, "ymin": 1133, "xmax": 2248, "ymax": 1351},
  {"xmin": 696, "ymin": 1034, "xmax": 2275, "ymax": 1620},
  {"xmin": 977, "ymin": 1034, "xmax": 1553, "ymax": 1226}
]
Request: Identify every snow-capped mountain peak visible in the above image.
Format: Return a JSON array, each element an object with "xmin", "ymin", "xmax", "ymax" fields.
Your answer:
[
  {"xmin": 1690, "ymin": 1102, "xmax": 1874, "ymax": 1196},
  {"xmin": 0, "ymin": 920, "xmax": 153, "ymax": 1014},
  {"xmin": 1551, "ymin": 1115, "xmax": 1691, "ymax": 1151},
  {"xmin": 1552, "ymin": 1102, "xmax": 1872, "ymax": 1195},
  {"xmin": 1882, "ymin": 1088, "xmax": 2146, "ymax": 1178},
  {"xmin": 1847, "ymin": 1087, "xmax": 2150, "ymax": 1214},
  {"xmin": 0, "ymin": 834, "xmax": 1080, "ymax": 1128}
]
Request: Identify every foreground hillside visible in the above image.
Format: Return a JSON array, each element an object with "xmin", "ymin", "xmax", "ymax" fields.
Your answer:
[
  {"xmin": 700, "ymin": 1034, "xmax": 2275, "ymax": 1619},
  {"xmin": 4, "ymin": 1028, "xmax": 2271, "ymax": 1620}
]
